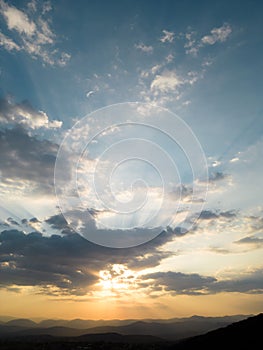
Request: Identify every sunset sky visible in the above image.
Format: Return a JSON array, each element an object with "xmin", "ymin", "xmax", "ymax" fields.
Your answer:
[{"xmin": 0, "ymin": 0, "xmax": 263, "ymax": 320}]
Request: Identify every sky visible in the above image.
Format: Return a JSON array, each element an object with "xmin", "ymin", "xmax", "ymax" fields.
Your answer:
[{"xmin": 0, "ymin": 0, "xmax": 263, "ymax": 320}]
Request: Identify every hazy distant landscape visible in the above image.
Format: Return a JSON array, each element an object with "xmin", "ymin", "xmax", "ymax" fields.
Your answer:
[{"xmin": 1, "ymin": 314, "xmax": 262, "ymax": 349}]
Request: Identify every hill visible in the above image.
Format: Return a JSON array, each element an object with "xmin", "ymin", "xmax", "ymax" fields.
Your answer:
[{"xmin": 174, "ymin": 313, "xmax": 263, "ymax": 349}]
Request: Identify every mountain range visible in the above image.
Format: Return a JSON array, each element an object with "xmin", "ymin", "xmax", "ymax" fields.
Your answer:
[
  {"xmin": 0, "ymin": 314, "xmax": 262, "ymax": 349},
  {"xmin": 0, "ymin": 314, "xmax": 250, "ymax": 341}
]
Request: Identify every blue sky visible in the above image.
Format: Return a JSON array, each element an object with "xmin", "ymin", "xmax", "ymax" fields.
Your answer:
[{"xmin": 0, "ymin": 0, "xmax": 263, "ymax": 318}]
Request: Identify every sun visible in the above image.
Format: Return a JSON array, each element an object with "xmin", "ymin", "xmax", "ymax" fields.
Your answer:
[{"xmin": 98, "ymin": 264, "xmax": 136, "ymax": 293}]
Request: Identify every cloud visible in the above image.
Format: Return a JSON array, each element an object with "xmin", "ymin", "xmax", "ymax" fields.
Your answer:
[
  {"xmin": 184, "ymin": 24, "xmax": 232, "ymax": 56},
  {"xmin": 0, "ymin": 31, "xmax": 20, "ymax": 51},
  {"xmin": 150, "ymin": 70, "xmax": 182, "ymax": 94},
  {"xmin": 0, "ymin": 97, "xmax": 62, "ymax": 129},
  {"xmin": 0, "ymin": 0, "xmax": 70, "ymax": 66},
  {"xmin": 201, "ymin": 23, "xmax": 232, "ymax": 45},
  {"xmin": 0, "ymin": 127, "xmax": 58, "ymax": 194},
  {"xmin": 141, "ymin": 268, "xmax": 263, "ymax": 295},
  {"xmin": 1, "ymin": 0, "xmax": 36, "ymax": 36},
  {"xmin": 141, "ymin": 271, "xmax": 216, "ymax": 295},
  {"xmin": 160, "ymin": 30, "xmax": 174, "ymax": 43},
  {"xmin": 134, "ymin": 42, "xmax": 153, "ymax": 53},
  {"xmin": 235, "ymin": 236, "xmax": 263, "ymax": 249},
  {"xmin": 210, "ymin": 268, "xmax": 263, "ymax": 294},
  {"xmin": 0, "ymin": 227, "xmax": 175, "ymax": 295},
  {"xmin": 209, "ymin": 171, "xmax": 227, "ymax": 182},
  {"xmin": 184, "ymin": 31, "xmax": 198, "ymax": 56},
  {"xmin": 198, "ymin": 209, "xmax": 236, "ymax": 220}
]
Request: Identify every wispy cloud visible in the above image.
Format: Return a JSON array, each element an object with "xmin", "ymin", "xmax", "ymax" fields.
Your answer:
[
  {"xmin": 0, "ymin": 31, "xmax": 20, "ymax": 51},
  {"xmin": 0, "ymin": 0, "xmax": 70, "ymax": 66},
  {"xmin": 201, "ymin": 23, "xmax": 232, "ymax": 45},
  {"xmin": 134, "ymin": 42, "xmax": 153, "ymax": 53},
  {"xmin": 184, "ymin": 23, "xmax": 232, "ymax": 56},
  {"xmin": 160, "ymin": 29, "xmax": 174, "ymax": 43}
]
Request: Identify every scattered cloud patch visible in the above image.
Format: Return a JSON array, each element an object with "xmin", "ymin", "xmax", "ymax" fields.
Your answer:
[
  {"xmin": 160, "ymin": 29, "xmax": 174, "ymax": 43},
  {"xmin": 0, "ymin": 31, "xmax": 20, "ymax": 51},
  {"xmin": 184, "ymin": 23, "xmax": 232, "ymax": 56},
  {"xmin": 134, "ymin": 42, "xmax": 153, "ymax": 53},
  {"xmin": 0, "ymin": 0, "xmax": 70, "ymax": 66},
  {"xmin": 201, "ymin": 23, "xmax": 232, "ymax": 45}
]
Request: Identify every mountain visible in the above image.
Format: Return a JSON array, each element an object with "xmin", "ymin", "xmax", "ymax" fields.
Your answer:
[
  {"xmin": 38, "ymin": 318, "xmax": 143, "ymax": 329},
  {"xmin": 0, "ymin": 315, "xmax": 250, "ymax": 341},
  {"xmin": 174, "ymin": 313, "xmax": 263, "ymax": 349},
  {"xmin": 5, "ymin": 319, "xmax": 37, "ymax": 328},
  {"xmin": 66, "ymin": 316, "xmax": 248, "ymax": 341},
  {"xmin": 7, "ymin": 326, "xmax": 91, "ymax": 337}
]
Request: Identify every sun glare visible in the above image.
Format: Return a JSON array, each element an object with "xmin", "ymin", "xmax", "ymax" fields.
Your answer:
[{"xmin": 98, "ymin": 264, "xmax": 136, "ymax": 293}]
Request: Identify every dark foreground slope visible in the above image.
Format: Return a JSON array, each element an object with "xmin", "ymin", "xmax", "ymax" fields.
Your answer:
[{"xmin": 173, "ymin": 313, "xmax": 263, "ymax": 349}]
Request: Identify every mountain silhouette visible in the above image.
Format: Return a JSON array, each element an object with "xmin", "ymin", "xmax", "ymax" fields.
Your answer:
[
  {"xmin": 5, "ymin": 319, "xmax": 37, "ymax": 328},
  {"xmin": 174, "ymin": 313, "xmax": 263, "ymax": 349},
  {"xmin": 0, "ymin": 314, "xmax": 249, "ymax": 341}
]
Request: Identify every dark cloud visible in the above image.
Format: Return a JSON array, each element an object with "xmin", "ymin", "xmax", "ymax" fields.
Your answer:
[
  {"xmin": 198, "ymin": 209, "xmax": 237, "ymax": 220},
  {"xmin": 140, "ymin": 268, "xmax": 263, "ymax": 295},
  {"xmin": 142, "ymin": 267, "xmax": 263, "ymax": 295},
  {"xmin": 0, "ymin": 226, "xmax": 177, "ymax": 295},
  {"xmin": 141, "ymin": 271, "xmax": 216, "ymax": 295},
  {"xmin": 235, "ymin": 236, "xmax": 263, "ymax": 248},
  {"xmin": 45, "ymin": 214, "xmax": 69, "ymax": 230},
  {"xmin": 199, "ymin": 210, "xmax": 218, "ymax": 220},
  {"xmin": 209, "ymin": 269, "xmax": 263, "ymax": 294},
  {"xmin": 29, "ymin": 217, "xmax": 40, "ymax": 223},
  {"xmin": 1, "ymin": 226, "xmax": 262, "ymax": 296},
  {"xmin": 209, "ymin": 171, "xmax": 227, "ymax": 182},
  {"xmin": 7, "ymin": 217, "xmax": 19, "ymax": 225},
  {"xmin": 0, "ymin": 127, "xmax": 58, "ymax": 194}
]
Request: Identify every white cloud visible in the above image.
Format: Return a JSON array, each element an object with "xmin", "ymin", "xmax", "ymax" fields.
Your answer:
[
  {"xmin": 201, "ymin": 23, "xmax": 232, "ymax": 45},
  {"xmin": 184, "ymin": 24, "xmax": 232, "ymax": 56},
  {"xmin": 0, "ymin": 0, "xmax": 36, "ymax": 36},
  {"xmin": 0, "ymin": 97, "xmax": 62, "ymax": 129},
  {"xmin": 160, "ymin": 30, "xmax": 174, "ymax": 43},
  {"xmin": 0, "ymin": 0, "xmax": 70, "ymax": 66},
  {"xmin": 150, "ymin": 70, "xmax": 182, "ymax": 93},
  {"xmin": 230, "ymin": 157, "xmax": 239, "ymax": 163},
  {"xmin": 182, "ymin": 100, "xmax": 191, "ymax": 106},
  {"xmin": 135, "ymin": 42, "xmax": 153, "ymax": 53},
  {"xmin": 0, "ymin": 31, "xmax": 20, "ymax": 51},
  {"xmin": 42, "ymin": 1, "xmax": 52, "ymax": 15},
  {"xmin": 165, "ymin": 53, "xmax": 174, "ymax": 63},
  {"xmin": 184, "ymin": 31, "xmax": 198, "ymax": 56},
  {"xmin": 58, "ymin": 52, "xmax": 71, "ymax": 67}
]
